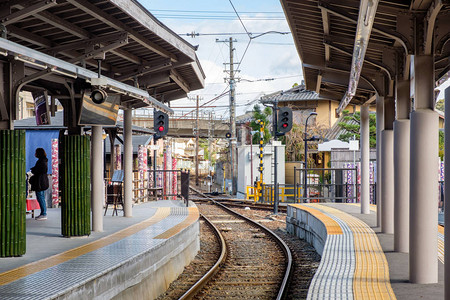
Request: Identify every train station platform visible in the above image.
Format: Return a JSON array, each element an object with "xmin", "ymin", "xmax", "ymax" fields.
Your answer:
[
  {"xmin": 0, "ymin": 200, "xmax": 199, "ymax": 300},
  {"xmin": 287, "ymin": 203, "xmax": 444, "ymax": 300}
]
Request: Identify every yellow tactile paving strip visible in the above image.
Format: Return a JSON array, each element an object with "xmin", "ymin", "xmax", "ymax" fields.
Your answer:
[
  {"xmin": 308, "ymin": 204, "xmax": 396, "ymax": 300},
  {"xmin": 291, "ymin": 204, "xmax": 342, "ymax": 235},
  {"xmin": 154, "ymin": 207, "xmax": 199, "ymax": 239},
  {"xmin": 0, "ymin": 208, "xmax": 171, "ymax": 286}
]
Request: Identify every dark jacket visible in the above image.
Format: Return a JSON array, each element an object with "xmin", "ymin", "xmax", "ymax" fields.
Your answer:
[{"xmin": 30, "ymin": 158, "xmax": 49, "ymax": 192}]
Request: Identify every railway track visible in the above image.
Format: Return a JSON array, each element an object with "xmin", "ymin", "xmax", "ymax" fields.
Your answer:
[
  {"xmin": 158, "ymin": 188, "xmax": 320, "ymax": 299},
  {"xmin": 182, "ymin": 187, "xmax": 292, "ymax": 299}
]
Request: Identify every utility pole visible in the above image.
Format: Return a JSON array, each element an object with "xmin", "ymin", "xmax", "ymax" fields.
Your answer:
[
  {"xmin": 229, "ymin": 37, "xmax": 237, "ymax": 195},
  {"xmin": 217, "ymin": 37, "xmax": 238, "ymax": 195},
  {"xmin": 195, "ymin": 95, "xmax": 200, "ymax": 186},
  {"xmin": 208, "ymin": 112, "xmax": 212, "ymax": 192}
]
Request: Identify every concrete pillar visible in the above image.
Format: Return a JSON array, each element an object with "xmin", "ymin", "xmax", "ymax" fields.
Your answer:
[
  {"xmin": 381, "ymin": 129, "xmax": 394, "ymax": 233},
  {"xmin": 381, "ymin": 96, "xmax": 395, "ymax": 234},
  {"xmin": 360, "ymin": 105, "xmax": 370, "ymax": 214},
  {"xmin": 444, "ymin": 87, "xmax": 450, "ymax": 299},
  {"xmin": 394, "ymin": 79, "xmax": 410, "ymax": 253},
  {"xmin": 410, "ymin": 55, "xmax": 438, "ymax": 283},
  {"xmin": 123, "ymin": 109, "xmax": 133, "ymax": 217},
  {"xmin": 91, "ymin": 126, "xmax": 104, "ymax": 232},
  {"xmin": 376, "ymin": 96, "xmax": 384, "ymax": 227}
]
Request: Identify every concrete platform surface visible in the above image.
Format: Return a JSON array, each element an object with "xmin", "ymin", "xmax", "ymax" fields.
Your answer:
[
  {"xmin": 0, "ymin": 200, "xmax": 199, "ymax": 300},
  {"xmin": 323, "ymin": 203, "xmax": 444, "ymax": 300}
]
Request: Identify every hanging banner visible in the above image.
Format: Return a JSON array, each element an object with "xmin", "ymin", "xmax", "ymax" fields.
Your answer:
[
  {"xmin": 163, "ymin": 148, "xmax": 167, "ymax": 198},
  {"xmin": 172, "ymin": 158, "xmax": 177, "ymax": 200},
  {"xmin": 51, "ymin": 138, "xmax": 59, "ymax": 206},
  {"xmin": 114, "ymin": 144, "xmax": 121, "ymax": 170},
  {"xmin": 33, "ymin": 91, "xmax": 51, "ymax": 125}
]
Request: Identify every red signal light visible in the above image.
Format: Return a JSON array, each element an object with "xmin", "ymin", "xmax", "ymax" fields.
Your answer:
[
  {"xmin": 282, "ymin": 123, "xmax": 288, "ymax": 128},
  {"xmin": 158, "ymin": 126, "xmax": 164, "ymax": 132}
]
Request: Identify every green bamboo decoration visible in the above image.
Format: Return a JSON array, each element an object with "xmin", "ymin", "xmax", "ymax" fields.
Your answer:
[
  {"xmin": 0, "ymin": 130, "xmax": 26, "ymax": 257},
  {"xmin": 60, "ymin": 134, "xmax": 91, "ymax": 237}
]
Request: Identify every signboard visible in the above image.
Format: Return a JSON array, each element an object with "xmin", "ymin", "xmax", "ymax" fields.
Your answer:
[
  {"xmin": 33, "ymin": 91, "xmax": 51, "ymax": 125},
  {"xmin": 349, "ymin": 140, "xmax": 359, "ymax": 151}
]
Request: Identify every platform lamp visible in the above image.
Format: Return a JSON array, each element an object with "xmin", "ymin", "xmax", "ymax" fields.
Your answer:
[{"xmin": 303, "ymin": 112, "xmax": 318, "ymax": 202}]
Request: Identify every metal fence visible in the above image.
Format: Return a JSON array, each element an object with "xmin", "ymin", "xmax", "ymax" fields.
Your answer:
[{"xmin": 254, "ymin": 167, "xmax": 377, "ymax": 204}]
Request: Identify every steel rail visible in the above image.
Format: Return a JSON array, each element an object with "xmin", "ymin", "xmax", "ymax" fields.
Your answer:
[
  {"xmin": 189, "ymin": 186, "xmax": 293, "ymax": 300},
  {"xmin": 178, "ymin": 213, "xmax": 227, "ymax": 300}
]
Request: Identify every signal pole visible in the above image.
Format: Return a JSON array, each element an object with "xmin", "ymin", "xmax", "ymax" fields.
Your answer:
[{"xmin": 195, "ymin": 95, "xmax": 200, "ymax": 186}]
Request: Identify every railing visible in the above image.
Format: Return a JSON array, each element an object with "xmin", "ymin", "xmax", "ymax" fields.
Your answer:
[{"xmin": 246, "ymin": 167, "xmax": 377, "ymax": 204}]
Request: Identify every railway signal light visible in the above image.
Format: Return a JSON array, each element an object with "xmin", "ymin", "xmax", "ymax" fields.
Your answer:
[
  {"xmin": 225, "ymin": 132, "xmax": 231, "ymax": 138},
  {"xmin": 277, "ymin": 107, "xmax": 293, "ymax": 135},
  {"xmin": 154, "ymin": 111, "xmax": 169, "ymax": 137}
]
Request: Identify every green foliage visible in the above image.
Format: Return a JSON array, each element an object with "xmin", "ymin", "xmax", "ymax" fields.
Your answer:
[
  {"xmin": 436, "ymin": 99, "xmax": 444, "ymax": 112},
  {"xmin": 249, "ymin": 104, "xmax": 272, "ymax": 144},
  {"xmin": 199, "ymin": 138, "xmax": 217, "ymax": 165},
  {"xmin": 439, "ymin": 130, "xmax": 444, "ymax": 160},
  {"xmin": 337, "ymin": 110, "xmax": 377, "ymax": 148}
]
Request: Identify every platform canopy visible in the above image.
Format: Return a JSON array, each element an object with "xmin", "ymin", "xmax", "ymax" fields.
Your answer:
[
  {"xmin": 280, "ymin": 0, "xmax": 450, "ymax": 114},
  {"xmin": 0, "ymin": 0, "xmax": 205, "ymax": 116}
]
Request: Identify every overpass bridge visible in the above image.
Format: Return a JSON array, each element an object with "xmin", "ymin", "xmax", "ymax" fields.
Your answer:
[{"xmin": 130, "ymin": 109, "xmax": 230, "ymax": 138}]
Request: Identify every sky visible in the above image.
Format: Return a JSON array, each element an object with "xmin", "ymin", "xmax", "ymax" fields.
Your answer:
[
  {"xmin": 140, "ymin": 0, "xmax": 302, "ymax": 119},
  {"xmin": 140, "ymin": 0, "xmax": 450, "ymax": 119}
]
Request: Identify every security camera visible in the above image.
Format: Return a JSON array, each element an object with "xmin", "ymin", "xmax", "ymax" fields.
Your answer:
[{"xmin": 91, "ymin": 88, "xmax": 107, "ymax": 104}]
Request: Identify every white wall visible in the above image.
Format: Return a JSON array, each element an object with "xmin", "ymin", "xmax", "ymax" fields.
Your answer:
[{"xmin": 237, "ymin": 143, "xmax": 285, "ymax": 198}]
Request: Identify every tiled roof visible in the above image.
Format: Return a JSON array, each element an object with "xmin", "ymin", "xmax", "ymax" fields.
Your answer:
[{"xmin": 260, "ymin": 84, "xmax": 331, "ymax": 103}]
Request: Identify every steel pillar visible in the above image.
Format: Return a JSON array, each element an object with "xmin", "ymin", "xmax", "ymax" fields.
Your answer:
[
  {"xmin": 91, "ymin": 125, "xmax": 104, "ymax": 232},
  {"xmin": 360, "ymin": 105, "xmax": 370, "ymax": 214},
  {"xmin": 376, "ymin": 96, "xmax": 384, "ymax": 227},
  {"xmin": 123, "ymin": 108, "xmax": 133, "ymax": 217},
  {"xmin": 410, "ymin": 55, "xmax": 438, "ymax": 284},
  {"xmin": 444, "ymin": 87, "xmax": 450, "ymax": 299},
  {"xmin": 394, "ymin": 79, "xmax": 410, "ymax": 253}
]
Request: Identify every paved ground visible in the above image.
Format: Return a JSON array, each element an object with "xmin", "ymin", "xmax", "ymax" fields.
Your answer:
[
  {"xmin": 325, "ymin": 203, "xmax": 444, "ymax": 300},
  {"xmin": 0, "ymin": 200, "xmax": 189, "ymax": 273}
]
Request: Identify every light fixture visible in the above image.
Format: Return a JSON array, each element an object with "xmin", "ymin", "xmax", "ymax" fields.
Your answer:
[
  {"xmin": 50, "ymin": 66, "xmax": 77, "ymax": 79},
  {"xmin": 91, "ymin": 88, "xmax": 108, "ymax": 104},
  {"xmin": 14, "ymin": 55, "xmax": 47, "ymax": 69}
]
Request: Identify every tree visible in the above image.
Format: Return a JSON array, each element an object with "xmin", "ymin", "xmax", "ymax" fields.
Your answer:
[
  {"xmin": 337, "ymin": 110, "xmax": 377, "ymax": 148},
  {"xmin": 249, "ymin": 104, "xmax": 272, "ymax": 144},
  {"xmin": 436, "ymin": 98, "xmax": 444, "ymax": 112}
]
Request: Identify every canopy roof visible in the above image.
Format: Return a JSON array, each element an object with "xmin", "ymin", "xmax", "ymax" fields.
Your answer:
[
  {"xmin": 280, "ymin": 0, "xmax": 450, "ymax": 112},
  {"xmin": 0, "ymin": 0, "xmax": 205, "ymax": 110}
]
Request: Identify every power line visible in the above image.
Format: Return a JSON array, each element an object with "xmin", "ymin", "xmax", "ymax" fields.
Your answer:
[{"xmin": 228, "ymin": 0, "xmax": 251, "ymax": 39}]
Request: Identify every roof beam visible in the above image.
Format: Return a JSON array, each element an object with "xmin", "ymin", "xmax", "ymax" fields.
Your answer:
[
  {"xmin": 115, "ymin": 59, "xmax": 172, "ymax": 81},
  {"xmin": 324, "ymin": 40, "xmax": 393, "ymax": 80},
  {"xmin": 320, "ymin": 6, "xmax": 330, "ymax": 61},
  {"xmin": 6, "ymin": 25, "xmax": 116, "ymax": 72},
  {"xmin": 14, "ymin": 3, "xmax": 144, "ymax": 66},
  {"xmin": 318, "ymin": 2, "xmax": 411, "ymax": 55},
  {"xmin": 49, "ymin": 32, "xmax": 128, "ymax": 53},
  {"xmin": 1, "ymin": 0, "xmax": 57, "ymax": 25},
  {"xmin": 65, "ymin": 0, "xmax": 178, "ymax": 62},
  {"xmin": 68, "ymin": 38, "xmax": 129, "ymax": 64},
  {"xmin": 139, "ymin": 71, "xmax": 171, "ymax": 88},
  {"xmin": 424, "ymin": 0, "xmax": 443, "ymax": 55},
  {"xmin": 169, "ymin": 70, "xmax": 190, "ymax": 93}
]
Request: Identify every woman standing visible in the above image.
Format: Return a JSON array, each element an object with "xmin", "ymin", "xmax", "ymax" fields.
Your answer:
[{"xmin": 30, "ymin": 148, "xmax": 49, "ymax": 220}]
